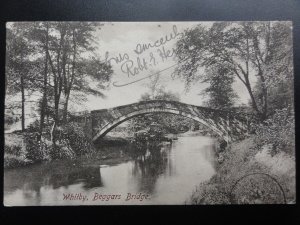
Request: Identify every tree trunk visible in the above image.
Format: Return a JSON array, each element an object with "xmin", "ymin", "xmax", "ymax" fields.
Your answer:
[
  {"xmin": 62, "ymin": 27, "xmax": 76, "ymax": 124},
  {"xmin": 243, "ymin": 77, "xmax": 262, "ymax": 118},
  {"xmin": 51, "ymin": 121, "xmax": 57, "ymax": 153},
  {"xmin": 63, "ymin": 92, "xmax": 70, "ymax": 123},
  {"xmin": 20, "ymin": 75, "xmax": 25, "ymax": 131},
  {"xmin": 39, "ymin": 22, "xmax": 49, "ymax": 142},
  {"xmin": 52, "ymin": 88, "xmax": 59, "ymax": 153},
  {"xmin": 258, "ymin": 69, "xmax": 268, "ymax": 121},
  {"xmin": 51, "ymin": 25, "xmax": 67, "ymax": 153},
  {"xmin": 19, "ymin": 43, "xmax": 26, "ymax": 132}
]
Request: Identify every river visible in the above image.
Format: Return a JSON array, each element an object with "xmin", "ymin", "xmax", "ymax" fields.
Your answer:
[{"xmin": 4, "ymin": 135, "xmax": 217, "ymax": 205}]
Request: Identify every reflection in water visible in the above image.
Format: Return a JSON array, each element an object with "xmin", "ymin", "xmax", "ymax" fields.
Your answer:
[
  {"xmin": 4, "ymin": 136, "xmax": 216, "ymax": 205},
  {"xmin": 131, "ymin": 143, "xmax": 172, "ymax": 194},
  {"xmin": 4, "ymin": 161, "xmax": 103, "ymax": 205},
  {"xmin": 5, "ymin": 163, "xmax": 103, "ymax": 192}
]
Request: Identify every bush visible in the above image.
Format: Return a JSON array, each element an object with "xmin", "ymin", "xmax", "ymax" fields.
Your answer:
[
  {"xmin": 24, "ymin": 132, "xmax": 45, "ymax": 162},
  {"xmin": 57, "ymin": 122, "xmax": 93, "ymax": 156},
  {"xmin": 5, "ymin": 121, "xmax": 95, "ymax": 165},
  {"xmin": 5, "ymin": 134, "xmax": 25, "ymax": 156},
  {"xmin": 255, "ymin": 107, "xmax": 295, "ymax": 155},
  {"xmin": 5, "ymin": 145, "xmax": 23, "ymax": 157},
  {"xmin": 188, "ymin": 181, "xmax": 230, "ymax": 204},
  {"xmin": 187, "ymin": 136, "xmax": 295, "ymax": 204},
  {"xmin": 4, "ymin": 154, "xmax": 31, "ymax": 168}
]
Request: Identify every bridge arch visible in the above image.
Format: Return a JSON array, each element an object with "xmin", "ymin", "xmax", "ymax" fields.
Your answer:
[{"xmin": 92, "ymin": 106, "xmax": 228, "ymax": 142}]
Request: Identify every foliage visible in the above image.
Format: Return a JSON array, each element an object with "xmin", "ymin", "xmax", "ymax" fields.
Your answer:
[
  {"xmin": 202, "ymin": 65, "xmax": 238, "ymax": 109},
  {"xmin": 57, "ymin": 122, "xmax": 93, "ymax": 157},
  {"xmin": 5, "ymin": 22, "xmax": 40, "ymax": 131},
  {"xmin": 4, "ymin": 133, "xmax": 31, "ymax": 168},
  {"xmin": 175, "ymin": 21, "xmax": 293, "ymax": 121},
  {"xmin": 6, "ymin": 23, "xmax": 37, "ymax": 95},
  {"xmin": 24, "ymin": 132, "xmax": 47, "ymax": 162},
  {"xmin": 4, "ymin": 145, "xmax": 23, "ymax": 157},
  {"xmin": 6, "ymin": 22, "xmax": 114, "ymax": 149},
  {"xmin": 5, "ymin": 121, "xmax": 94, "ymax": 166},
  {"xmin": 188, "ymin": 182, "xmax": 230, "ymax": 204},
  {"xmin": 129, "ymin": 77, "xmax": 196, "ymax": 145},
  {"xmin": 129, "ymin": 73, "xmax": 197, "ymax": 145},
  {"xmin": 187, "ymin": 137, "xmax": 295, "ymax": 204},
  {"xmin": 254, "ymin": 107, "xmax": 295, "ymax": 156},
  {"xmin": 5, "ymin": 114, "xmax": 20, "ymax": 126},
  {"xmin": 4, "ymin": 154, "xmax": 31, "ymax": 169}
]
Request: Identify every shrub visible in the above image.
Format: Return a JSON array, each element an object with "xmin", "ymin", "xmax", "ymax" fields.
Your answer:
[
  {"xmin": 5, "ymin": 134, "xmax": 25, "ymax": 156},
  {"xmin": 254, "ymin": 107, "xmax": 295, "ymax": 156},
  {"xmin": 4, "ymin": 154, "xmax": 31, "ymax": 168},
  {"xmin": 24, "ymin": 132, "xmax": 45, "ymax": 162},
  {"xmin": 57, "ymin": 122, "xmax": 93, "ymax": 156},
  {"xmin": 188, "ymin": 181, "xmax": 230, "ymax": 204},
  {"xmin": 5, "ymin": 145, "xmax": 23, "ymax": 157}
]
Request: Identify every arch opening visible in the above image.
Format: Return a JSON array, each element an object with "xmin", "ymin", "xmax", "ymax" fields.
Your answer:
[{"xmin": 92, "ymin": 108, "xmax": 228, "ymax": 142}]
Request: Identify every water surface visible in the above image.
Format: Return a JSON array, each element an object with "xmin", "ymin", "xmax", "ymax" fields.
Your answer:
[{"xmin": 4, "ymin": 135, "xmax": 216, "ymax": 205}]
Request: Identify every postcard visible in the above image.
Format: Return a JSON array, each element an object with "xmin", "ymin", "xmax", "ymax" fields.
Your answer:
[{"xmin": 4, "ymin": 21, "xmax": 295, "ymax": 205}]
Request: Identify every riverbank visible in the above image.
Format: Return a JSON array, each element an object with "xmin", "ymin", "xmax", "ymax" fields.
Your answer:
[
  {"xmin": 4, "ymin": 131, "xmax": 134, "ymax": 169},
  {"xmin": 4, "ymin": 138, "xmax": 134, "ymax": 170},
  {"xmin": 186, "ymin": 136, "xmax": 296, "ymax": 204}
]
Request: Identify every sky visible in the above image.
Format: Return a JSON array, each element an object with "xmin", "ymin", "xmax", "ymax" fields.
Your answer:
[{"xmin": 71, "ymin": 22, "xmax": 252, "ymax": 111}]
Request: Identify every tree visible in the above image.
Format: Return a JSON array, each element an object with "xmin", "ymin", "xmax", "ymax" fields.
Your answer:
[
  {"xmin": 201, "ymin": 65, "xmax": 237, "ymax": 109},
  {"xmin": 6, "ymin": 23, "xmax": 36, "ymax": 131},
  {"xmin": 252, "ymin": 22, "xmax": 294, "ymax": 116},
  {"xmin": 41, "ymin": 22, "xmax": 112, "ymax": 124},
  {"xmin": 6, "ymin": 22, "xmax": 114, "ymax": 155},
  {"xmin": 175, "ymin": 21, "xmax": 293, "ymax": 121},
  {"xmin": 31, "ymin": 22, "xmax": 113, "ymax": 149},
  {"xmin": 128, "ymin": 73, "xmax": 195, "ymax": 140},
  {"xmin": 39, "ymin": 22, "xmax": 49, "ymax": 142},
  {"xmin": 144, "ymin": 72, "xmax": 165, "ymax": 99}
]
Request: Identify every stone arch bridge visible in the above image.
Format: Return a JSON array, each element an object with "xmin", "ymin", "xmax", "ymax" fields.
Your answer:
[{"xmin": 70, "ymin": 100, "xmax": 253, "ymax": 143}]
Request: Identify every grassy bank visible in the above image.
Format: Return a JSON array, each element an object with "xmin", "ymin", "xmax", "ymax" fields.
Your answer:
[{"xmin": 186, "ymin": 136, "xmax": 295, "ymax": 204}]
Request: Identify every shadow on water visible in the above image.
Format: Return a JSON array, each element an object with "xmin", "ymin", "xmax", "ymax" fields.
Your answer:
[
  {"xmin": 130, "ymin": 141, "xmax": 172, "ymax": 194},
  {"xmin": 4, "ymin": 161, "xmax": 103, "ymax": 195}
]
